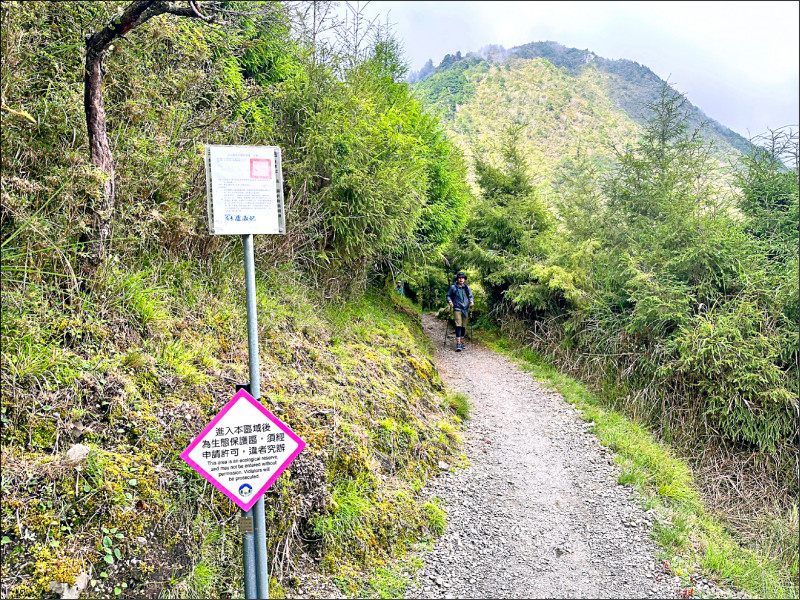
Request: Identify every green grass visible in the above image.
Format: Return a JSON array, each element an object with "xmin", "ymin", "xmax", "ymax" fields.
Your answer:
[
  {"xmin": 423, "ymin": 498, "xmax": 447, "ymax": 536},
  {"xmin": 481, "ymin": 330, "xmax": 799, "ymax": 599},
  {"xmin": 362, "ymin": 563, "xmax": 415, "ymax": 599},
  {"xmin": 312, "ymin": 479, "xmax": 373, "ymax": 555},
  {"xmin": 445, "ymin": 392, "xmax": 471, "ymax": 421},
  {"xmin": 186, "ymin": 562, "xmax": 214, "ymax": 599},
  {"xmin": 333, "ymin": 554, "xmax": 426, "ymax": 599}
]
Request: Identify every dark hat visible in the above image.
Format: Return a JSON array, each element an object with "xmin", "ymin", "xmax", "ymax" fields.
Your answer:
[{"xmin": 456, "ymin": 272, "xmax": 467, "ymax": 279}]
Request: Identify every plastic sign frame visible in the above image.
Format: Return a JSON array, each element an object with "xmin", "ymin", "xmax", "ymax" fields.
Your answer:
[{"xmin": 205, "ymin": 145, "xmax": 285, "ymax": 235}]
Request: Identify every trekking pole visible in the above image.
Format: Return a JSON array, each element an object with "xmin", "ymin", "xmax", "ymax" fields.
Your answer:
[{"xmin": 442, "ymin": 308, "xmax": 450, "ymax": 347}]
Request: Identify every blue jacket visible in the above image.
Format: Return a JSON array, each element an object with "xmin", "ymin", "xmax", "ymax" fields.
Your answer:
[{"xmin": 447, "ymin": 283, "xmax": 473, "ymax": 316}]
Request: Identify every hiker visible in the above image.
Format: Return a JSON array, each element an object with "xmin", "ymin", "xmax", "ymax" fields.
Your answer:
[
  {"xmin": 394, "ymin": 280, "xmax": 405, "ymax": 297},
  {"xmin": 446, "ymin": 272, "xmax": 473, "ymax": 352}
]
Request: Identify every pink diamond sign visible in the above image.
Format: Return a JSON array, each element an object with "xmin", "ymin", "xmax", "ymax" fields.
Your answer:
[{"xmin": 181, "ymin": 389, "xmax": 305, "ymax": 511}]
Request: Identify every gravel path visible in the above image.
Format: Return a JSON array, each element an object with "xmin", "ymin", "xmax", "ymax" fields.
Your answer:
[{"xmin": 406, "ymin": 314, "xmax": 683, "ymax": 599}]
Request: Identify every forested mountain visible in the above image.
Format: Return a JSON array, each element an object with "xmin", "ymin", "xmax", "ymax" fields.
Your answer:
[
  {"xmin": 510, "ymin": 41, "xmax": 750, "ymax": 154},
  {"xmin": 412, "ymin": 40, "xmax": 751, "ymax": 185}
]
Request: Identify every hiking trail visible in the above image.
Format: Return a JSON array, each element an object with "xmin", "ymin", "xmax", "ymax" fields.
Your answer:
[{"xmin": 405, "ymin": 314, "xmax": 693, "ymax": 599}]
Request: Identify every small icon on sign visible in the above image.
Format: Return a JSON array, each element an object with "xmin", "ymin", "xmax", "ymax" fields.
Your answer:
[{"xmin": 239, "ymin": 483, "xmax": 253, "ymax": 497}]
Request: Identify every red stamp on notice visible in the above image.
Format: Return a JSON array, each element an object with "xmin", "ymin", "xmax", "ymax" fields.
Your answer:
[{"xmin": 250, "ymin": 158, "xmax": 272, "ymax": 179}]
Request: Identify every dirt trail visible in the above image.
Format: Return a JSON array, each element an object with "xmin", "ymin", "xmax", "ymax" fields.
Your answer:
[{"xmin": 406, "ymin": 314, "xmax": 682, "ymax": 599}]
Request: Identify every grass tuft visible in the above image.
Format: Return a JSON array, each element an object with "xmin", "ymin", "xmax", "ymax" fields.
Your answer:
[
  {"xmin": 423, "ymin": 498, "xmax": 447, "ymax": 536},
  {"xmin": 445, "ymin": 392, "xmax": 471, "ymax": 421}
]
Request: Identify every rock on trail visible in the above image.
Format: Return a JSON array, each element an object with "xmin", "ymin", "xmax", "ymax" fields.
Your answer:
[{"xmin": 406, "ymin": 314, "xmax": 681, "ymax": 599}]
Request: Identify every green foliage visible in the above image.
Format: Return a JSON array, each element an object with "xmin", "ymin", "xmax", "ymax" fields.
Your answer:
[
  {"xmin": 665, "ymin": 299, "xmax": 796, "ymax": 452},
  {"xmin": 404, "ymin": 263, "xmax": 452, "ymax": 310},
  {"xmin": 412, "ymin": 114, "xmax": 473, "ymax": 251},
  {"xmin": 364, "ymin": 565, "xmax": 412, "ymax": 599},
  {"xmin": 414, "ymin": 55, "xmax": 487, "ymax": 116},
  {"xmin": 262, "ymin": 31, "xmax": 471, "ymax": 293},
  {"xmin": 0, "ymin": 1, "xmax": 469, "ymax": 300},
  {"xmin": 100, "ymin": 526, "xmax": 125, "ymax": 565},
  {"xmin": 3, "ymin": 1, "xmax": 795, "ymax": 596},
  {"xmin": 1, "ymin": 2, "xmax": 468, "ymax": 597},
  {"xmin": 524, "ymin": 85, "xmax": 798, "ymax": 461},
  {"xmin": 458, "ymin": 124, "xmax": 560, "ymax": 308},
  {"xmin": 735, "ymin": 128, "xmax": 800, "ymax": 261},
  {"xmin": 455, "ymin": 79, "xmax": 798, "ymax": 576}
]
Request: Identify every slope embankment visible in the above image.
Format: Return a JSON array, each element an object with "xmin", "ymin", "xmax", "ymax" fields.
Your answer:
[{"xmin": 0, "ymin": 277, "xmax": 460, "ymax": 599}]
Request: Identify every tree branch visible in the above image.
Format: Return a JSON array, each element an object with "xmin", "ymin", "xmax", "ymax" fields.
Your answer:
[
  {"xmin": 188, "ymin": 0, "xmax": 213, "ymax": 21},
  {"xmin": 82, "ymin": 1, "xmax": 227, "ymax": 268}
]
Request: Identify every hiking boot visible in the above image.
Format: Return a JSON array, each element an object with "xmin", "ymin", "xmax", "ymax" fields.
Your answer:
[{"xmin": 455, "ymin": 341, "xmax": 462, "ymax": 352}]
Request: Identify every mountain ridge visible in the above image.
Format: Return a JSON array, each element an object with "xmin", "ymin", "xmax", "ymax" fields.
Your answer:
[{"xmin": 409, "ymin": 39, "xmax": 751, "ymax": 170}]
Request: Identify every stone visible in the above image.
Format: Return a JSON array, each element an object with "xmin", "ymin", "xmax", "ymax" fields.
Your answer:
[
  {"xmin": 65, "ymin": 444, "xmax": 91, "ymax": 464},
  {"xmin": 49, "ymin": 572, "xmax": 88, "ymax": 599}
]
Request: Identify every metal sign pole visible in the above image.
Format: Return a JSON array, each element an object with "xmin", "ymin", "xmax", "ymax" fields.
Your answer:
[
  {"xmin": 242, "ymin": 512, "xmax": 257, "ymax": 599},
  {"xmin": 242, "ymin": 233, "xmax": 269, "ymax": 599},
  {"xmin": 199, "ymin": 145, "xmax": 294, "ymax": 600},
  {"xmin": 253, "ymin": 496, "xmax": 268, "ymax": 598}
]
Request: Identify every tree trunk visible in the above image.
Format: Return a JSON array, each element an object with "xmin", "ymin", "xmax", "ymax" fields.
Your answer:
[{"xmin": 84, "ymin": 42, "xmax": 116, "ymax": 267}]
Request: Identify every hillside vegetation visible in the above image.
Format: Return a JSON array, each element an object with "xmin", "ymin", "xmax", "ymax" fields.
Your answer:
[
  {"xmin": 417, "ymin": 55, "xmax": 640, "ymax": 182},
  {"xmin": 1, "ymin": 2, "xmax": 470, "ymax": 597},
  {"xmin": 509, "ymin": 40, "xmax": 751, "ymax": 155}
]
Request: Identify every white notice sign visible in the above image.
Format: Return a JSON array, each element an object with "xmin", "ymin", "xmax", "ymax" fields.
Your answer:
[{"xmin": 205, "ymin": 145, "xmax": 285, "ymax": 235}]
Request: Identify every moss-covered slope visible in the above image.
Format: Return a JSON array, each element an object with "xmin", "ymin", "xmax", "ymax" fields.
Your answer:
[{"xmin": 1, "ymin": 258, "xmax": 460, "ymax": 598}]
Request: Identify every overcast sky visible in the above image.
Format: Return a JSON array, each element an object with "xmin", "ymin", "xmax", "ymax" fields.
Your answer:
[{"xmin": 339, "ymin": 1, "xmax": 799, "ymax": 139}]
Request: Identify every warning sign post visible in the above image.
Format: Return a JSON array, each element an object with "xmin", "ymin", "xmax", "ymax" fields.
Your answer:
[{"xmin": 199, "ymin": 144, "xmax": 291, "ymax": 599}]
